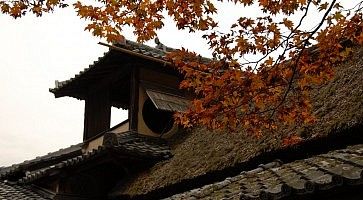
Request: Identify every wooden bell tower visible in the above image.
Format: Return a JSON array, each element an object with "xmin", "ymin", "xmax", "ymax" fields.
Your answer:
[{"xmin": 50, "ymin": 40, "xmax": 190, "ymax": 141}]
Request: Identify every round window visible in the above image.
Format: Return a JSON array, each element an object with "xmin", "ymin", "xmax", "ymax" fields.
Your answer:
[{"xmin": 142, "ymin": 98, "xmax": 174, "ymax": 134}]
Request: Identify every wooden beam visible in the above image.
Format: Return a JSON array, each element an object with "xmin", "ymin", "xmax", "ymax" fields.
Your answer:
[{"xmin": 129, "ymin": 67, "xmax": 139, "ymax": 131}]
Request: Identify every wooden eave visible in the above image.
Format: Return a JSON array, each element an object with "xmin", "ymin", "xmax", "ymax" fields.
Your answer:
[
  {"xmin": 49, "ymin": 50, "xmax": 132, "ymax": 99},
  {"xmin": 49, "ymin": 43, "xmax": 180, "ymax": 101}
]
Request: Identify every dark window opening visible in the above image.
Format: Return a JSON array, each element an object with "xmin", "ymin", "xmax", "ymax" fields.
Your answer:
[{"xmin": 142, "ymin": 98, "xmax": 174, "ymax": 134}]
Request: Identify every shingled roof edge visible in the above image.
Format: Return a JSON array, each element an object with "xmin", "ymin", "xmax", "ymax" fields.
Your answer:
[
  {"xmin": 0, "ymin": 143, "xmax": 82, "ymax": 181},
  {"xmin": 14, "ymin": 131, "xmax": 172, "ymax": 185},
  {"xmin": 112, "ymin": 123, "xmax": 363, "ymax": 200},
  {"xmin": 0, "ymin": 181, "xmax": 49, "ymax": 199},
  {"xmin": 163, "ymin": 143, "xmax": 363, "ymax": 200}
]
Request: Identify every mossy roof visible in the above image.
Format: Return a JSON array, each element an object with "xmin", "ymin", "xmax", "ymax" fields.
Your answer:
[{"xmin": 112, "ymin": 46, "xmax": 363, "ymax": 198}]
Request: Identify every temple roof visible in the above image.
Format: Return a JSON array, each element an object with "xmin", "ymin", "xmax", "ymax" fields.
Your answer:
[
  {"xmin": 112, "ymin": 45, "xmax": 363, "ymax": 199},
  {"xmin": 0, "ymin": 182, "xmax": 48, "ymax": 200},
  {"xmin": 49, "ymin": 40, "xmax": 176, "ymax": 100},
  {"xmin": 2, "ymin": 41, "xmax": 363, "ymax": 200}
]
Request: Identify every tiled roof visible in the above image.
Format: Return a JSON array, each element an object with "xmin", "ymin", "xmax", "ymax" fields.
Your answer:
[
  {"xmin": 49, "ymin": 40, "xmax": 211, "ymax": 97},
  {"xmin": 0, "ymin": 130, "xmax": 172, "ymax": 199},
  {"xmin": 0, "ymin": 143, "xmax": 82, "ymax": 180},
  {"xmin": 0, "ymin": 181, "xmax": 47, "ymax": 200},
  {"xmin": 10, "ymin": 131, "xmax": 171, "ymax": 185},
  {"xmin": 163, "ymin": 144, "xmax": 363, "ymax": 200},
  {"xmin": 117, "ymin": 40, "xmax": 171, "ymax": 59},
  {"xmin": 49, "ymin": 40, "xmax": 171, "ymax": 94},
  {"xmin": 103, "ymin": 131, "xmax": 172, "ymax": 160},
  {"xmin": 18, "ymin": 146, "xmax": 107, "ymax": 184}
]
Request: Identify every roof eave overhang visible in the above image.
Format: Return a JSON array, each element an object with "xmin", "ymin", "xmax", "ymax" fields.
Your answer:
[
  {"xmin": 49, "ymin": 88, "xmax": 85, "ymax": 100},
  {"xmin": 49, "ymin": 41, "xmax": 184, "ymax": 99}
]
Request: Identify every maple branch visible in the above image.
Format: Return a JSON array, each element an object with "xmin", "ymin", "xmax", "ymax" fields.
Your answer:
[
  {"xmin": 240, "ymin": 0, "xmax": 313, "ymax": 72},
  {"xmin": 263, "ymin": 0, "xmax": 313, "ymax": 73},
  {"xmin": 118, "ymin": 0, "xmax": 141, "ymax": 17},
  {"xmin": 216, "ymin": 81, "xmax": 289, "ymax": 121},
  {"xmin": 196, "ymin": 1, "xmax": 325, "ymax": 124},
  {"xmin": 268, "ymin": 0, "xmax": 337, "ymax": 119},
  {"xmin": 343, "ymin": 1, "xmax": 363, "ymax": 12}
]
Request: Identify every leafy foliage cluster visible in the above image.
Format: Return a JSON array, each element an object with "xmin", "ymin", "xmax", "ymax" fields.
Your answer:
[{"xmin": 2, "ymin": 0, "xmax": 363, "ymax": 143}]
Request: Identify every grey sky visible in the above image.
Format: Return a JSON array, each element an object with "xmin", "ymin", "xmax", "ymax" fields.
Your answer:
[{"xmin": 0, "ymin": 1, "xmax": 356, "ymax": 166}]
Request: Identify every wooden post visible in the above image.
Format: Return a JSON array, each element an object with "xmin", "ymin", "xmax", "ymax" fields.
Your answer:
[{"xmin": 129, "ymin": 67, "xmax": 139, "ymax": 131}]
